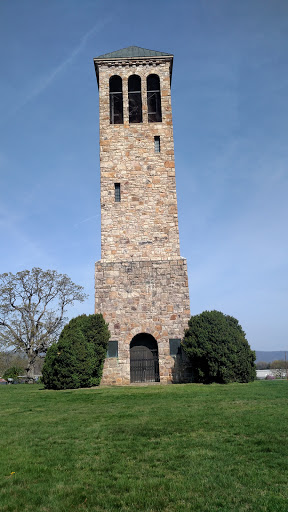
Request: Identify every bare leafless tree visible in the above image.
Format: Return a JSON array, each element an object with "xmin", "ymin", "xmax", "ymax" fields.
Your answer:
[{"xmin": 0, "ymin": 268, "xmax": 87, "ymax": 381}]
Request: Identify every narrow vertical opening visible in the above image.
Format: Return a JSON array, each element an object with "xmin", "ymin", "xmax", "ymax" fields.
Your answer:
[
  {"xmin": 114, "ymin": 183, "xmax": 121, "ymax": 202},
  {"xmin": 154, "ymin": 136, "xmax": 160, "ymax": 153},
  {"xmin": 128, "ymin": 75, "xmax": 142, "ymax": 123},
  {"xmin": 147, "ymin": 74, "xmax": 162, "ymax": 122},
  {"xmin": 109, "ymin": 75, "xmax": 123, "ymax": 124}
]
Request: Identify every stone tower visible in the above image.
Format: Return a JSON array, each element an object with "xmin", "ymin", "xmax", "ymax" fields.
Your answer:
[{"xmin": 94, "ymin": 46, "xmax": 190, "ymax": 385}]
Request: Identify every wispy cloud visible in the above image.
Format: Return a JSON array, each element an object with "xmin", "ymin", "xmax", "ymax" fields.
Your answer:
[
  {"xmin": 4, "ymin": 18, "xmax": 111, "ymax": 121},
  {"xmin": 74, "ymin": 215, "xmax": 100, "ymax": 228}
]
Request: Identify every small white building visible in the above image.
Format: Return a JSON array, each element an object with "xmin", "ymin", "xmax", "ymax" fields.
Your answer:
[
  {"xmin": 256, "ymin": 369, "xmax": 273, "ymax": 379},
  {"xmin": 256, "ymin": 369, "xmax": 287, "ymax": 379}
]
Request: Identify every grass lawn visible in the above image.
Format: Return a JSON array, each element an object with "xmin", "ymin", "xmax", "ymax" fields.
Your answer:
[{"xmin": 0, "ymin": 381, "xmax": 287, "ymax": 512}]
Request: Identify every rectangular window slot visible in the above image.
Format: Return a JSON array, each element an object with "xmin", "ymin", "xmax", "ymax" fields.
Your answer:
[
  {"xmin": 107, "ymin": 340, "xmax": 118, "ymax": 358},
  {"xmin": 154, "ymin": 136, "xmax": 160, "ymax": 153},
  {"xmin": 169, "ymin": 338, "xmax": 181, "ymax": 357},
  {"xmin": 114, "ymin": 183, "xmax": 121, "ymax": 202}
]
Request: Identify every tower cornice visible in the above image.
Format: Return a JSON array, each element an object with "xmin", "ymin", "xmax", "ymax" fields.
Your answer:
[{"xmin": 94, "ymin": 55, "xmax": 173, "ymax": 87}]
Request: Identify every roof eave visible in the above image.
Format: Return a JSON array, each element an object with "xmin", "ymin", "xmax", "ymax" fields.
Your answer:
[{"xmin": 94, "ymin": 54, "xmax": 173, "ymax": 61}]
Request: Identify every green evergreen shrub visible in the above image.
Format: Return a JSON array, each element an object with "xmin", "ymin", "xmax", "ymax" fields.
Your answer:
[
  {"xmin": 182, "ymin": 310, "xmax": 256, "ymax": 384},
  {"xmin": 42, "ymin": 314, "xmax": 110, "ymax": 389}
]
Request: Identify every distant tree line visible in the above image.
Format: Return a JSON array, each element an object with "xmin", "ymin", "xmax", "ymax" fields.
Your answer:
[
  {"xmin": 0, "ymin": 351, "xmax": 43, "ymax": 378},
  {"xmin": 256, "ymin": 360, "xmax": 287, "ymax": 370}
]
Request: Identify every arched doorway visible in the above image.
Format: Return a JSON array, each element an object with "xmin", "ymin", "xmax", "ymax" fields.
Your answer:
[{"xmin": 130, "ymin": 333, "xmax": 160, "ymax": 383}]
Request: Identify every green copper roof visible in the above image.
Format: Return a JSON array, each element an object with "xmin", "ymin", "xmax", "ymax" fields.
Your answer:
[{"xmin": 95, "ymin": 46, "xmax": 173, "ymax": 59}]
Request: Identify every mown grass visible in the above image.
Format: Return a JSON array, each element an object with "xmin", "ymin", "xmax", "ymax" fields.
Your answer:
[{"xmin": 0, "ymin": 381, "xmax": 287, "ymax": 511}]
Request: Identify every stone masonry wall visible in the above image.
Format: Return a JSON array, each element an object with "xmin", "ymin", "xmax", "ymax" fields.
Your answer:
[
  {"xmin": 97, "ymin": 58, "xmax": 180, "ymax": 261},
  {"xmin": 94, "ymin": 53, "xmax": 191, "ymax": 385},
  {"xmin": 95, "ymin": 258, "xmax": 190, "ymax": 385}
]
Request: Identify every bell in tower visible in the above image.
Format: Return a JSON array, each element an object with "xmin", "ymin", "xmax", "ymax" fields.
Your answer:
[{"xmin": 94, "ymin": 46, "xmax": 190, "ymax": 384}]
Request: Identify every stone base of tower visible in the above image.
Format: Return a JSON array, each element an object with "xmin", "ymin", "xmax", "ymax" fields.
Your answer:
[{"xmin": 95, "ymin": 258, "xmax": 190, "ymax": 385}]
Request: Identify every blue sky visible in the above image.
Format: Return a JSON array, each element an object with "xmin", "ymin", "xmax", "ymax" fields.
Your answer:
[{"xmin": 1, "ymin": 0, "xmax": 287, "ymax": 351}]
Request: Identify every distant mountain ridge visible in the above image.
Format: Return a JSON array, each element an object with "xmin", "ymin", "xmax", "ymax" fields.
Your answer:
[{"xmin": 256, "ymin": 351, "xmax": 287, "ymax": 363}]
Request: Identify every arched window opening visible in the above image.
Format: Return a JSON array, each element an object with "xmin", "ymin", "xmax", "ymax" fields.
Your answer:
[
  {"xmin": 109, "ymin": 75, "xmax": 123, "ymax": 124},
  {"xmin": 147, "ymin": 74, "xmax": 162, "ymax": 122},
  {"xmin": 128, "ymin": 75, "xmax": 142, "ymax": 123}
]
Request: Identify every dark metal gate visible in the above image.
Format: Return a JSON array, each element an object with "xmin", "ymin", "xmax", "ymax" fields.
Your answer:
[{"xmin": 130, "ymin": 345, "xmax": 160, "ymax": 383}]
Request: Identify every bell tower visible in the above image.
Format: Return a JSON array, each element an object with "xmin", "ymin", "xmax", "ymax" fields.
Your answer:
[{"xmin": 94, "ymin": 46, "xmax": 190, "ymax": 384}]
